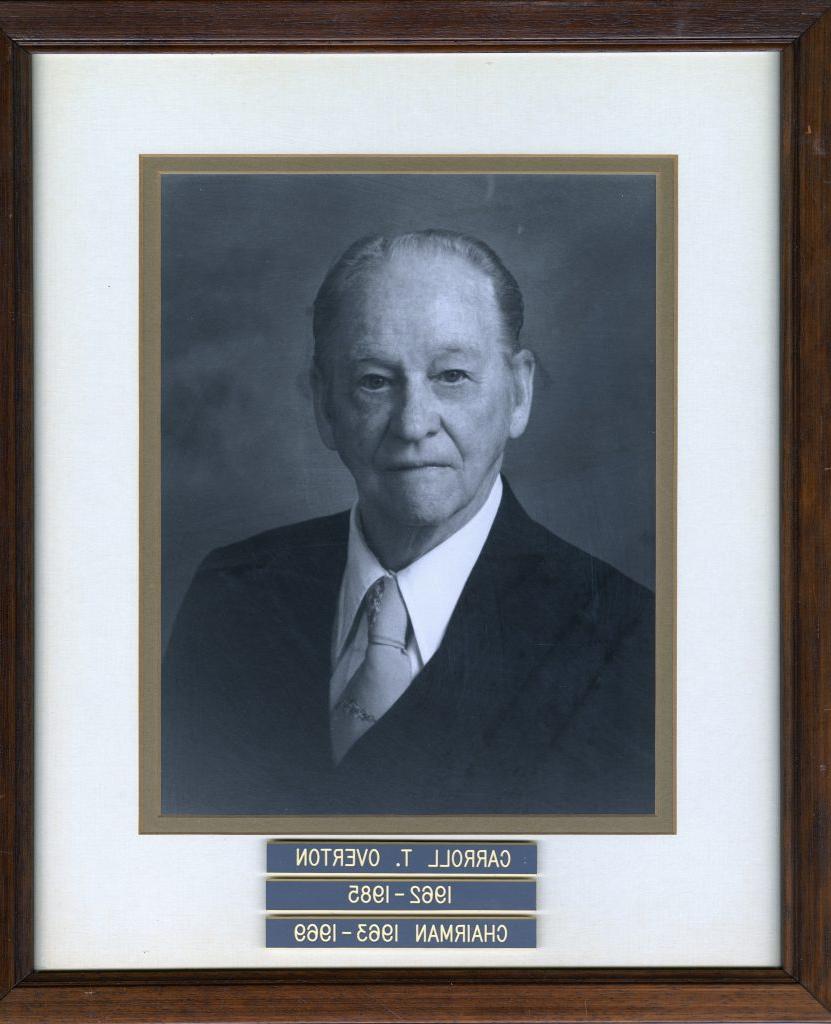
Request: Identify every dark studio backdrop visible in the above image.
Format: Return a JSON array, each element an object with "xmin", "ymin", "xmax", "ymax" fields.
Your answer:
[{"xmin": 161, "ymin": 173, "xmax": 656, "ymax": 645}]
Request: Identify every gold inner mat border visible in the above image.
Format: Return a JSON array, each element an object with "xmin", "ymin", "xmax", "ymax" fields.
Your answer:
[{"xmin": 139, "ymin": 154, "xmax": 677, "ymax": 836}]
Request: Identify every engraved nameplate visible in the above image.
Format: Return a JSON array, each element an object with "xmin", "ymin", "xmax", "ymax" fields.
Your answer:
[
  {"xmin": 265, "ymin": 877, "xmax": 536, "ymax": 912},
  {"xmin": 266, "ymin": 840, "xmax": 536, "ymax": 875},
  {"xmin": 266, "ymin": 916, "xmax": 537, "ymax": 948}
]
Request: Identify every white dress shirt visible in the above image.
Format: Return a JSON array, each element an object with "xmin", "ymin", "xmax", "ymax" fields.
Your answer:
[{"xmin": 329, "ymin": 476, "xmax": 503, "ymax": 711}]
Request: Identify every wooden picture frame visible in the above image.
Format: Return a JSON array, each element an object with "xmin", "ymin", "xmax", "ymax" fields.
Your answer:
[{"xmin": 1, "ymin": 3, "xmax": 829, "ymax": 1021}]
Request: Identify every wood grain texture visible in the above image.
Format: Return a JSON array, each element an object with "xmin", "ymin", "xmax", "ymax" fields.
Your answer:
[
  {"xmin": 19, "ymin": 967, "xmax": 800, "ymax": 987},
  {"xmin": 1, "ymin": 980, "xmax": 830, "ymax": 1024},
  {"xmin": 0, "ymin": 29, "xmax": 33, "ymax": 1002},
  {"xmin": 780, "ymin": 38, "xmax": 798, "ymax": 980},
  {"xmin": 0, "ymin": 0, "xmax": 828, "ymax": 49},
  {"xmin": 1, "ymin": 1, "xmax": 831, "ymax": 1021},
  {"xmin": 792, "ymin": 6, "xmax": 831, "ymax": 1010}
]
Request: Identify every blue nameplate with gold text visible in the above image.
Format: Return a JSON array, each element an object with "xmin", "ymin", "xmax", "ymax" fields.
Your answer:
[
  {"xmin": 266, "ymin": 916, "xmax": 536, "ymax": 948},
  {"xmin": 266, "ymin": 840, "xmax": 536, "ymax": 875},
  {"xmin": 266, "ymin": 877, "xmax": 535, "ymax": 912}
]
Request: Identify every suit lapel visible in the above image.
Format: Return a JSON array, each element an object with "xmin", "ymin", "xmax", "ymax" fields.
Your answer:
[
  {"xmin": 338, "ymin": 483, "xmax": 591, "ymax": 786},
  {"xmin": 253, "ymin": 516, "xmax": 348, "ymax": 770}
]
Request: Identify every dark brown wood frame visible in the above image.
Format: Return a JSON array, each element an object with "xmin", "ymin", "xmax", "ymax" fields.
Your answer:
[{"xmin": 1, "ymin": 2, "xmax": 829, "ymax": 1021}]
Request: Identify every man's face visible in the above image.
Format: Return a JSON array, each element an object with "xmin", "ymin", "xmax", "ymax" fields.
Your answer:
[{"xmin": 313, "ymin": 248, "xmax": 534, "ymax": 531}]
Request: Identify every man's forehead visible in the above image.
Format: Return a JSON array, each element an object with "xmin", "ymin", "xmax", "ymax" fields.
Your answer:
[
  {"xmin": 318, "ymin": 246, "xmax": 512, "ymax": 369},
  {"xmin": 360, "ymin": 248, "xmax": 497, "ymax": 303},
  {"xmin": 346, "ymin": 339, "xmax": 485, "ymax": 363},
  {"xmin": 341, "ymin": 251, "xmax": 502, "ymax": 338}
]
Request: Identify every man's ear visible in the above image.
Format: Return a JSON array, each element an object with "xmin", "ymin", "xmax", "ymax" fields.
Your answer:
[
  {"xmin": 508, "ymin": 348, "xmax": 535, "ymax": 439},
  {"xmin": 311, "ymin": 366, "xmax": 337, "ymax": 451}
]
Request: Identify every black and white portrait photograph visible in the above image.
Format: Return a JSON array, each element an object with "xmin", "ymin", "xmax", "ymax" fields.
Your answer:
[{"xmin": 141, "ymin": 156, "xmax": 675, "ymax": 832}]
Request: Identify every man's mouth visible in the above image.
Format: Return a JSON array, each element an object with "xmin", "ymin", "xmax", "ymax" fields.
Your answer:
[{"xmin": 386, "ymin": 462, "xmax": 451, "ymax": 472}]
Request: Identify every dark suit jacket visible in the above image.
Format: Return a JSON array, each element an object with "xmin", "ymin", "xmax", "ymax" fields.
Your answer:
[{"xmin": 162, "ymin": 481, "xmax": 655, "ymax": 816}]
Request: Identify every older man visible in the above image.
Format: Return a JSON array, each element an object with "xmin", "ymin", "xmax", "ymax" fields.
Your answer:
[{"xmin": 162, "ymin": 230, "xmax": 654, "ymax": 816}]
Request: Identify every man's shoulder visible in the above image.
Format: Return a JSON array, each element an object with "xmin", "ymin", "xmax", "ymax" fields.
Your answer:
[
  {"xmin": 536, "ymin": 520, "xmax": 651, "ymax": 600},
  {"xmin": 199, "ymin": 510, "xmax": 350, "ymax": 575},
  {"xmin": 496, "ymin": 484, "xmax": 652, "ymax": 598},
  {"xmin": 491, "ymin": 483, "xmax": 654, "ymax": 642}
]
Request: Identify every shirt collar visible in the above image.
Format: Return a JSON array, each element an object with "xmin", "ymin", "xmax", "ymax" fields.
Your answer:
[{"xmin": 334, "ymin": 476, "xmax": 503, "ymax": 665}]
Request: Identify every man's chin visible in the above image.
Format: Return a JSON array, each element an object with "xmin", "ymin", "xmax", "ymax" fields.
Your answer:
[
  {"xmin": 371, "ymin": 478, "xmax": 464, "ymax": 530},
  {"xmin": 385, "ymin": 500, "xmax": 459, "ymax": 530}
]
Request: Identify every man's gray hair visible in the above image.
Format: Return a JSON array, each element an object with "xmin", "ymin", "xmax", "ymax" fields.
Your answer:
[{"xmin": 312, "ymin": 229, "xmax": 525, "ymax": 374}]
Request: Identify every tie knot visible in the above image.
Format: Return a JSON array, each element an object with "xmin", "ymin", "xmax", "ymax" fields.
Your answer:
[{"xmin": 365, "ymin": 576, "xmax": 408, "ymax": 650}]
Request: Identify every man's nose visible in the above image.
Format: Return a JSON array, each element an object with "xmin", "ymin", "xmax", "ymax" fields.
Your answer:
[{"xmin": 390, "ymin": 379, "xmax": 440, "ymax": 441}]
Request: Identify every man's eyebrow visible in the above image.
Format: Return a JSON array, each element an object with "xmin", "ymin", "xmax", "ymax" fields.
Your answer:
[
  {"xmin": 345, "ymin": 343, "xmax": 484, "ymax": 363},
  {"xmin": 347, "ymin": 348, "xmax": 400, "ymax": 365},
  {"xmin": 429, "ymin": 344, "xmax": 485, "ymax": 361}
]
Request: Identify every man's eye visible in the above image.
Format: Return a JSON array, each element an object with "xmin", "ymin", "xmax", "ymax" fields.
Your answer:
[
  {"xmin": 436, "ymin": 369, "xmax": 469, "ymax": 384},
  {"xmin": 358, "ymin": 374, "xmax": 390, "ymax": 391}
]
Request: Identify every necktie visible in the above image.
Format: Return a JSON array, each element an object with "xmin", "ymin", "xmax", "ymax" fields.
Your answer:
[{"xmin": 331, "ymin": 575, "xmax": 413, "ymax": 764}]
